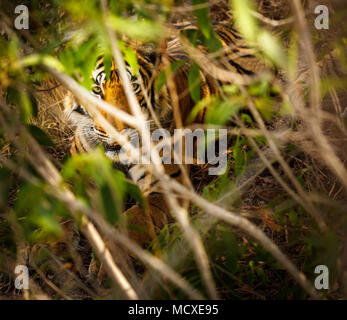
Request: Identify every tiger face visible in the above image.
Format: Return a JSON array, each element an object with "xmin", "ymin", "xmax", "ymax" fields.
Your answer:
[
  {"xmin": 91, "ymin": 58, "xmax": 144, "ymax": 133},
  {"xmin": 66, "ymin": 43, "xmax": 191, "ymax": 166},
  {"xmin": 74, "ymin": 51, "xmax": 171, "ymax": 140}
]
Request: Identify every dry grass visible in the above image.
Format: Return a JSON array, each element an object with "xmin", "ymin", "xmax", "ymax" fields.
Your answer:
[{"xmin": 0, "ymin": 0, "xmax": 346, "ymax": 300}]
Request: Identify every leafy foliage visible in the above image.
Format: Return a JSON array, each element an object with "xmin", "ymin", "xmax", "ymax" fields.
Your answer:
[{"xmin": 0, "ymin": 0, "xmax": 345, "ymax": 300}]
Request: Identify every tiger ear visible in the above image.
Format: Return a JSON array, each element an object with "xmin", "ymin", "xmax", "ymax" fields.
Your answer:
[
  {"xmin": 146, "ymin": 48, "xmax": 161, "ymax": 65},
  {"xmin": 138, "ymin": 39, "xmax": 167, "ymax": 67},
  {"xmin": 151, "ymin": 39, "xmax": 167, "ymax": 64}
]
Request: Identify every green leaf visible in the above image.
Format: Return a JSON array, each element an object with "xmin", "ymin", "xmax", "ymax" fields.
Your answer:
[
  {"xmin": 256, "ymin": 266, "xmax": 267, "ymax": 283},
  {"xmin": 0, "ymin": 168, "xmax": 11, "ymax": 208},
  {"xmin": 100, "ymin": 183, "xmax": 120, "ymax": 225},
  {"xmin": 27, "ymin": 125, "xmax": 54, "ymax": 147},
  {"xmin": 221, "ymin": 230, "xmax": 240, "ymax": 274},
  {"xmin": 78, "ymin": 37, "xmax": 99, "ymax": 61},
  {"xmin": 29, "ymin": 93, "xmax": 38, "ymax": 118},
  {"xmin": 125, "ymin": 180, "xmax": 146, "ymax": 209},
  {"xmin": 103, "ymin": 53, "xmax": 113, "ymax": 81},
  {"xmin": 156, "ymin": 60, "xmax": 185, "ymax": 92},
  {"xmin": 241, "ymin": 113, "xmax": 253, "ymax": 125},
  {"xmin": 156, "ymin": 70, "xmax": 167, "ymax": 93},
  {"xmin": 288, "ymin": 210, "xmax": 298, "ymax": 226},
  {"xmin": 222, "ymin": 84, "xmax": 239, "ymax": 95},
  {"xmin": 254, "ymin": 97, "xmax": 275, "ymax": 121},
  {"xmin": 192, "ymin": 0, "xmax": 211, "ymax": 39},
  {"xmin": 6, "ymin": 87, "xmax": 20, "ymax": 106},
  {"xmin": 188, "ymin": 63, "xmax": 201, "ymax": 103},
  {"xmin": 123, "ymin": 46, "xmax": 139, "ymax": 76},
  {"xmin": 62, "ymin": 149, "xmax": 134, "ymax": 224},
  {"xmin": 230, "ymin": 0, "xmax": 258, "ymax": 42},
  {"xmin": 20, "ymin": 93, "xmax": 33, "ymax": 123},
  {"xmin": 8, "ymin": 90, "xmax": 36, "ymax": 123},
  {"xmin": 187, "ymin": 95, "xmax": 216, "ymax": 124},
  {"xmin": 248, "ymin": 81, "xmax": 270, "ymax": 96},
  {"xmin": 21, "ymin": 54, "xmax": 65, "ymax": 72},
  {"xmin": 192, "ymin": 0, "xmax": 222, "ymax": 52},
  {"xmin": 257, "ymin": 31, "xmax": 287, "ymax": 69},
  {"xmin": 205, "ymin": 100, "xmax": 242, "ymax": 125},
  {"xmin": 183, "ymin": 29, "xmax": 199, "ymax": 47},
  {"xmin": 108, "ymin": 16, "xmax": 164, "ymax": 41},
  {"xmin": 32, "ymin": 209, "xmax": 63, "ymax": 237},
  {"xmin": 232, "ymin": 136, "xmax": 248, "ymax": 176}
]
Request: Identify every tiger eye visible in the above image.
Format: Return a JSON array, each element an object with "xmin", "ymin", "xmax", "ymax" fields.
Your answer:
[{"xmin": 93, "ymin": 86, "xmax": 102, "ymax": 94}]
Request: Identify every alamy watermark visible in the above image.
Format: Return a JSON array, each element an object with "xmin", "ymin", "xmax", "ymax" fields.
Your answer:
[
  {"xmin": 314, "ymin": 265, "xmax": 329, "ymax": 290},
  {"xmin": 314, "ymin": 5, "xmax": 329, "ymax": 30},
  {"xmin": 14, "ymin": 264, "xmax": 29, "ymax": 290},
  {"xmin": 14, "ymin": 5, "xmax": 29, "ymax": 30},
  {"xmin": 108, "ymin": 124, "xmax": 228, "ymax": 176}
]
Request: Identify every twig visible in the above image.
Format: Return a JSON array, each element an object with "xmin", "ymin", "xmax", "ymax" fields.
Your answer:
[
  {"xmin": 250, "ymin": 11, "xmax": 294, "ymax": 27},
  {"xmin": 179, "ymin": 36, "xmax": 260, "ymax": 86}
]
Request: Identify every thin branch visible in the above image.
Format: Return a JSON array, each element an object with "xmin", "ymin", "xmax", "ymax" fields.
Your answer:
[
  {"xmin": 251, "ymin": 11, "xmax": 294, "ymax": 27},
  {"xmin": 179, "ymin": 36, "xmax": 260, "ymax": 86}
]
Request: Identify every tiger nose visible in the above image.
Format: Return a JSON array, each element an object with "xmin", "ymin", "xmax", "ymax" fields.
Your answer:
[{"xmin": 105, "ymin": 144, "xmax": 122, "ymax": 152}]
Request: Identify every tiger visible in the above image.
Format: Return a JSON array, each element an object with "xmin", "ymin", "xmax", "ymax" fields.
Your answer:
[{"xmin": 65, "ymin": 23, "xmax": 268, "ymax": 250}]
